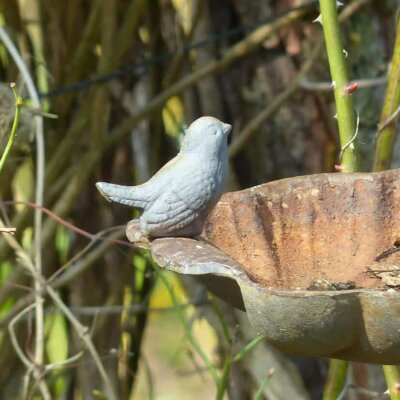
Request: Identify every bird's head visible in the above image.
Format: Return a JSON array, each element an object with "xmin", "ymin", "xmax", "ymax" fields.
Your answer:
[{"xmin": 181, "ymin": 116, "xmax": 231, "ymax": 155}]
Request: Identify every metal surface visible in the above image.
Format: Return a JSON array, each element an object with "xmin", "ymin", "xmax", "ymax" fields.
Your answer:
[{"xmin": 127, "ymin": 169, "xmax": 400, "ymax": 364}]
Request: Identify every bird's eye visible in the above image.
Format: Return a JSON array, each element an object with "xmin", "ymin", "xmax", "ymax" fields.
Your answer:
[{"xmin": 208, "ymin": 126, "xmax": 218, "ymax": 135}]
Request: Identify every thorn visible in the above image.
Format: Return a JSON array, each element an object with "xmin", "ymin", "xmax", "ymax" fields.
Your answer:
[
  {"xmin": 313, "ymin": 14, "xmax": 322, "ymax": 24},
  {"xmin": 387, "ymin": 383, "xmax": 400, "ymax": 395},
  {"xmin": 331, "ymin": 80, "xmax": 336, "ymax": 89},
  {"xmin": 333, "ymin": 113, "xmax": 337, "ymax": 119},
  {"xmin": 335, "ymin": 164, "xmax": 344, "ymax": 171},
  {"xmin": 336, "ymin": 1, "xmax": 344, "ymax": 8},
  {"xmin": 342, "ymin": 82, "xmax": 358, "ymax": 96},
  {"xmin": 342, "ymin": 49, "xmax": 348, "ymax": 58},
  {"xmin": 350, "ymin": 143, "xmax": 355, "ymax": 150}
]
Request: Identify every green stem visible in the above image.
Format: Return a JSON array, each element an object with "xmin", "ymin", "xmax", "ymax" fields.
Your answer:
[
  {"xmin": 383, "ymin": 365, "xmax": 400, "ymax": 400},
  {"xmin": 156, "ymin": 269, "xmax": 220, "ymax": 385},
  {"xmin": 209, "ymin": 298, "xmax": 231, "ymax": 342},
  {"xmin": 233, "ymin": 336, "xmax": 263, "ymax": 363},
  {"xmin": 319, "ymin": 0, "xmax": 360, "ymax": 172},
  {"xmin": 322, "ymin": 359, "xmax": 348, "ymax": 400},
  {"xmin": 253, "ymin": 369, "xmax": 274, "ymax": 400},
  {"xmin": 319, "ymin": 1, "xmax": 359, "ymax": 392},
  {"xmin": 373, "ymin": 16, "xmax": 400, "ymax": 171},
  {"xmin": 215, "ymin": 352, "xmax": 232, "ymax": 400},
  {"xmin": 0, "ymin": 83, "xmax": 23, "ymax": 174}
]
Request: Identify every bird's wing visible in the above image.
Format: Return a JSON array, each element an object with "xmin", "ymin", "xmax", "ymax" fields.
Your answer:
[{"xmin": 143, "ymin": 168, "xmax": 214, "ymax": 231}]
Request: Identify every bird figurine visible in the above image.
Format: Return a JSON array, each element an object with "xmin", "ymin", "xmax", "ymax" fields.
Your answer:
[{"xmin": 96, "ymin": 116, "xmax": 231, "ymax": 238}]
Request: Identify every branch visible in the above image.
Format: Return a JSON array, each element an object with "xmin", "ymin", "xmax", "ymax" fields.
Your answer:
[
  {"xmin": 0, "ymin": 25, "xmax": 46, "ymax": 372},
  {"xmin": 8, "ymin": 304, "xmax": 51, "ymax": 400},
  {"xmin": 318, "ymin": 0, "xmax": 360, "ymax": 172},
  {"xmin": 299, "ymin": 75, "xmax": 387, "ymax": 92},
  {"xmin": 373, "ymin": 15, "xmax": 400, "ymax": 171},
  {"xmin": 229, "ymin": 0, "xmax": 370, "ymax": 158},
  {"xmin": 105, "ymin": 4, "xmax": 316, "ymax": 149},
  {"xmin": 1, "ymin": 219, "xmax": 117, "ymax": 400},
  {"xmin": 0, "ymin": 83, "xmax": 23, "ymax": 173}
]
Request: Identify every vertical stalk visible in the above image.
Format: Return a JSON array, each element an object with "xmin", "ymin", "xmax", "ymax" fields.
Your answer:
[
  {"xmin": 17, "ymin": 0, "xmax": 50, "ymax": 110},
  {"xmin": 383, "ymin": 366, "xmax": 400, "ymax": 400},
  {"xmin": 322, "ymin": 359, "xmax": 348, "ymax": 400},
  {"xmin": 319, "ymin": 0, "xmax": 360, "ymax": 172},
  {"xmin": 373, "ymin": 16, "xmax": 400, "ymax": 171},
  {"xmin": 0, "ymin": 84, "xmax": 22, "ymax": 174},
  {"xmin": 0, "ymin": 25, "xmax": 46, "ymax": 388},
  {"xmin": 318, "ymin": 1, "xmax": 361, "ymax": 396}
]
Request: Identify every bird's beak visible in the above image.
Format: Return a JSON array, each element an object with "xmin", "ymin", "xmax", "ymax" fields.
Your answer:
[{"xmin": 222, "ymin": 123, "xmax": 232, "ymax": 136}]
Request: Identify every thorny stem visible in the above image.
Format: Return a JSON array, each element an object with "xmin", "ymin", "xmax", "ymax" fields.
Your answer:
[
  {"xmin": 318, "ymin": 0, "xmax": 363, "ymax": 396},
  {"xmin": 383, "ymin": 365, "xmax": 400, "ymax": 400},
  {"xmin": 0, "ymin": 84, "xmax": 23, "ymax": 174},
  {"xmin": 230, "ymin": 0, "xmax": 370, "ymax": 159},
  {"xmin": 373, "ymin": 5, "xmax": 400, "ymax": 400},
  {"xmin": 373, "ymin": 15, "xmax": 400, "ymax": 171},
  {"xmin": 319, "ymin": 0, "xmax": 360, "ymax": 172}
]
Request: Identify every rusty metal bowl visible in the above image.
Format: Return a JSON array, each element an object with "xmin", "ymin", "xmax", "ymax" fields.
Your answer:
[{"xmin": 127, "ymin": 169, "xmax": 400, "ymax": 364}]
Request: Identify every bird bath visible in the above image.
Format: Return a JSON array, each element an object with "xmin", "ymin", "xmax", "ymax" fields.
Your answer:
[{"xmin": 126, "ymin": 169, "xmax": 400, "ymax": 364}]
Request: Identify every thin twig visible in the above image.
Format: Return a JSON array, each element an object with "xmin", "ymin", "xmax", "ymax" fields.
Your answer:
[
  {"xmin": 0, "ymin": 26, "xmax": 46, "ymax": 376},
  {"xmin": 8, "ymin": 303, "xmax": 36, "ymax": 369},
  {"xmin": 299, "ymin": 75, "xmax": 388, "ymax": 92},
  {"xmin": 0, "ymin": 83, "xmax": 23, "ymax": 174},
  {"xmin": 1, "ymin": 200, "xmax": 130, "ymax": 247},
  {"xmin": 229, "ymin": 40, "xmax": 323, "ymax": 158},
  {"xmin": 228, "ymin": 0, "xmax": 370, "ymax": 158},
  {"xmin": 336, "ymin": 383, "xmax": 388, "ymax": 400},
  {"xmin": 156, "ymin": 267, "xmax": 220, "ymax": 385},
  {"xmin": 106, "ymin": 5, "xmax": 316, "ymax": 149},
  {"xmin": 44, "ymin": 351, "xmax": 84, "ymax": 372},
  {"xmin": 45, "ymin": 284, "xmax": 117, "ymax": 400},
  {"xmin": 8, "ymin": 303, "xmax": 51, "ymax": 400},
  {"xmin": 373, "ymin": 14, "xmax": 400, "ymax": 171},
  {"xmin": 378, "ymin": 104, "xmax": 400, "ymax": 132},
  {"xmin": 0, "ymin": 227, "xmax": 16, "ymax": 234},
  {"xmin": 43, "ymin": 300, "xmax": 209, "ymax": 317},
  {"xmin": 0, "ymin": 228, "xmax": 126, "ymax": 330},
  {"xmin": 1, "ymin": 220, "xmax": 117, "ymax": 400}
]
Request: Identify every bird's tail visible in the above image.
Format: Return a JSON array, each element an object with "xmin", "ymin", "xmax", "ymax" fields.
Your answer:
[{"xmin": 96, "ymin": 182, "xmax": 148, "ymax": 209}]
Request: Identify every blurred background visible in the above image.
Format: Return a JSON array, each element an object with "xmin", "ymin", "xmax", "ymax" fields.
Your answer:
[{"xmin": 0, "ymin": 0, "xmax": 398, "ymax": 399}]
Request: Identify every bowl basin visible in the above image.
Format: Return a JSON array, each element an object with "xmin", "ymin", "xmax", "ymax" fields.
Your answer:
[{"xmin": 127, "ymin": 169, "xmax": 400, "ymax": 364}]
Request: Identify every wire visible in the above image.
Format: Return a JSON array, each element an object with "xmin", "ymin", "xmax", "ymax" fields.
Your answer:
[{"xmin": 38, "ymin": 2, "xmax": 317, "ymax": 98}]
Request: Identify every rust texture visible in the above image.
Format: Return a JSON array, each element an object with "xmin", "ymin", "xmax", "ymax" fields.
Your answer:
[
  {"xmin": 203, "ymin": 169, "xmax": 400, "ymax": 290},
  {"xmin": 126, "ymin": 170, "xmax": 400, "ymax": 363}
]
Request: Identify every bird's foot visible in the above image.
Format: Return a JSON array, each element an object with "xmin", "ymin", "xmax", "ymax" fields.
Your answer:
[{"xmin": 126, "ymin": 219, "xmax": 151, "ymax": 249}]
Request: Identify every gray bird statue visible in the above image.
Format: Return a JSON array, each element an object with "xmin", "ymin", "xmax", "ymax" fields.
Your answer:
[{"xmin": 96, "ymin": 116, "xmax": 231, "ymax": 237}]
